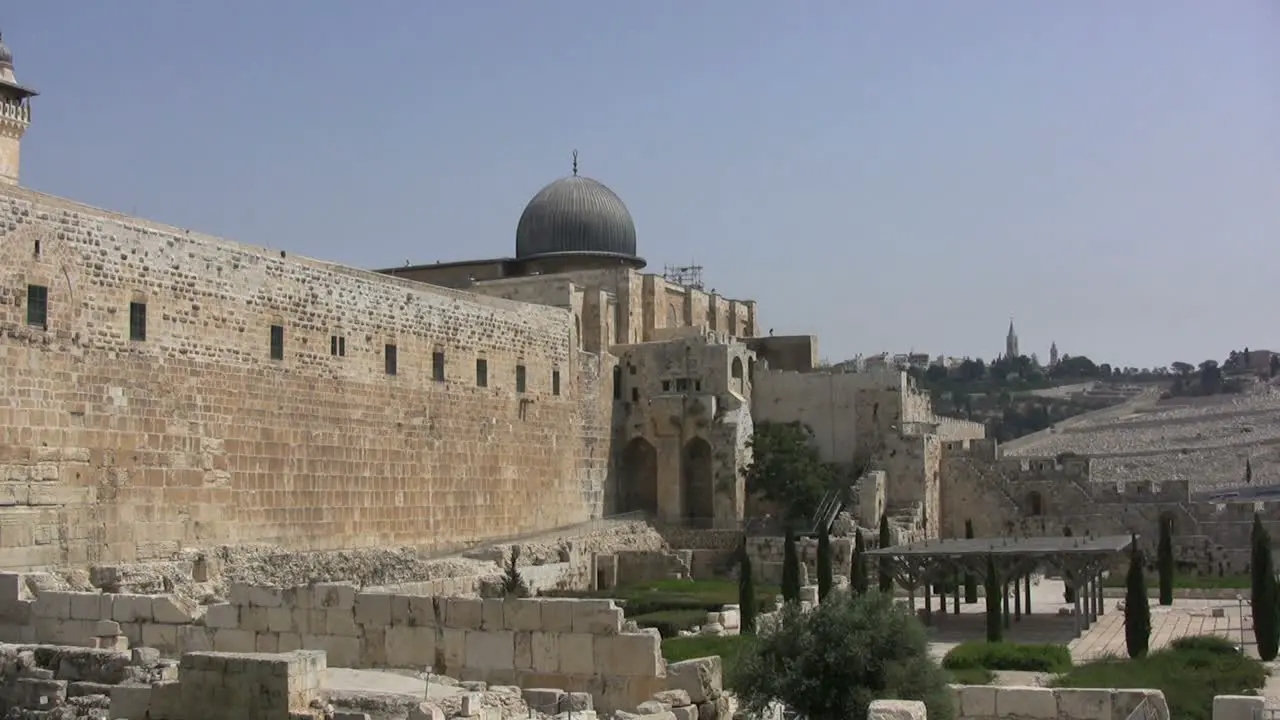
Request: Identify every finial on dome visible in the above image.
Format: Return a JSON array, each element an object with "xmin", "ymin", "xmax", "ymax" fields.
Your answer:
[{"xmin": 572, "ymin": 149, "xmax": 578, "ymax": 177}]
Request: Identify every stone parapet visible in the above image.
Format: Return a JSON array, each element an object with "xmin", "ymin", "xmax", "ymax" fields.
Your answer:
[{"xmin": 950, "ymin": 685, "xmax": 1169, "ymax": 720}]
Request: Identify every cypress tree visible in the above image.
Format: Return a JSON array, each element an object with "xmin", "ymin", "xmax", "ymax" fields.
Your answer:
[
  {"xmin": 1124, "ymin": 536, "xmax": 1151, "ymax": 658},
  {"xmin": 964, "ymin": 519, "xmax": 978, "ymax": 604},
  {"xmin": 738, "ymin": 542, "xmax": 758, "ymax": 635},
  {"xmin": 1062, "ymin": 527, "xmax": 1077, "ymax": 603},
  {"xmin": 984, "ymin": 554, "xmax": 1002, "ymax": 642},
  {"xmin": 877, "ymin": 514, "xmax": 893, "ymax": 593},
  {"xmin": 1157, "ymin": 516, "xmax": 1174, "ymax": 606},
  {"xmin": 816, "ymin": 529, "xmax": 834, "ymax": 601},
  {"xmin": 1251, "ymin": 514, "xmax": 1280, "ymax": 660},
  {"xmin": 781, "ymin": 525, "xmax": 802, "ymax": 604},
  {"xmin": 851, "ymin": 530, "xmax": 869, "ymax": 594}
]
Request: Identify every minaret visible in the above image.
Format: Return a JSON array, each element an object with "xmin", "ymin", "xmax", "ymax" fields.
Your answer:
[
  {"xmin": 1005, "ymin": 318, "xmax": 1019, "ymax": 359},
  {"xmin": 1049, "ymin": 341, "xmax": 1059, "ymax": 367},
  {"xmin": 0, "ymin": 33, "xmax": 38, "ymax": 187}
]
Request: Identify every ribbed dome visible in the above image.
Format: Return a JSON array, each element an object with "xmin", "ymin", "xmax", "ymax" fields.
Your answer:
[
  {"xmin": 515, "ymin": 175, "xmax": 639, "ymax": 260},
  {"xmin": 0, "ymin": 34, "xmax": 12, "ymax": 68}
]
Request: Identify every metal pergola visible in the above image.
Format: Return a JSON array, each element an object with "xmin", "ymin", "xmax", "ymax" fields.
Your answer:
[{"xmin": 862, "ymin": 534, "xmax": 1135, "ymax": 637}]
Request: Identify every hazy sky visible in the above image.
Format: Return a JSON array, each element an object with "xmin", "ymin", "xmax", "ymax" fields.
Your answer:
[{"xmin": 5, "ymin": 2, "xmax": 1277, "ymax": 369}]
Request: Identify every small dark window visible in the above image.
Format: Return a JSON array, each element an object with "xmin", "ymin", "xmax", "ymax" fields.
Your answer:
[
  {"xmin": 676, "ymin": 378, "xmax": 690, "ymax": 392},
  {"xmin": 631, "ymin": 387, "xmax": 640, "ymax": 402},
  {"xmin": 32, "ymin": 240, "xmax": 40, "ymax": 258},
  {"xmin": 25, "ymin": 285, "xmax": 47, "ymax": 328},
  {"xmin": 612, "ymin": 366, "xmax": 622, "ymax": 400},
  {"xmin": 476, "ymin": 358, "xmax": 488, "ymax": 387},
  {"xmin": 269, "ymin": 325, "xmax": 285, "ymax": 361},
  {"xmin": 129, "ymin": 301, "xmax": 147, "ymax": 342},
  {"xmin": 432, "ymin": 351, "xmax": 446, "ymax": 381},
  {"xmin": 330, "ymin": 335, "xmax": 346, "ymax": 357},
  {"xmin": 552, "ymin": 370, "xmax": 561, "ymax": 396},
  {"xmin": 695, "ymin": 380, "xmax": 702, "ymax": 392},
  {"xmin": 385, "ymin": 344, "xmax": 398, "ymax": 375},
  {"xmin": 515, "ymin": 364, "xmax": 527, "ymax": 393},
  {"xmin": 662, "ymin": 380, "xmax": 671, "ymax": 392},
  {"xmin": 629, "ymin": 365, "xmax": 636, "ymax": 375}
]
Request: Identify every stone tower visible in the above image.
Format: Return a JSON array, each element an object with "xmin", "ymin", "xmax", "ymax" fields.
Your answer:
[
  {"xmin": 1005, "ymin": 319, "xmax": 1019, "ymax": 360},
  {"xmin": 0, "ymin": 33, "xmax": 38, "ymax": 187}
]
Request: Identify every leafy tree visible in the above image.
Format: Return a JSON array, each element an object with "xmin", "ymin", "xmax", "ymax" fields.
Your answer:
[
  {"xmin": 964, "ymin": 520, "xmax": 978, "ymax": 603},
  {"xmin": 501, "ymin": 546, "xmax": 531, "ymax": 598},
  {"xmin": 1251, "ymin": 515, "xmax": 1280, "ymax": 661},
  {"xmin": 984, "ymin": 555, "xmax": 1002, "ymax": 642},
  {"xmin": 782, "ymin": 525, "xmax": 802, "ymax": 604},
  {"xmin": 729, "ymin": 590, "xmax": 954, "ymax": 720},
  {"xmin": 877, "ymin": 514, "xmax": 893, "ymax": 593},
  {"xmin": 1170, "ymin": 361, "xmax": 1195, "ymax": 377},
  {"xmin": 743, "ymin": 422, "xmax": 837, "ymax": 524},
  {"xmin": 1157, "ymin": 516, "xmax": 1174, "ymax": 606},
  {"xmin": 738, "ymin": 542, "xmax": 758, "ymax": 635},
  {"xmin": 851, "ymin": 530, "xmax": 868, "ymax": 594},
  {"xmin": 1270, "ymin": 354, "xmax": 1279, "ymax": 379},
  {"xmin": 816, "ymin": 529, "xmax": 834, "ymax": 601},
  {"xmin": 1124, "ymin": 537, "xmax": 1150, "ymax": 658}
]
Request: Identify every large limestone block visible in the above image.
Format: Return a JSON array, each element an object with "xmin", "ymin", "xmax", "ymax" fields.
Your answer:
[
  {"xmin": 481, "ymin": 599, "xmax": 505, "ymax": 630},
  {"xmin": 595, "ymin": 630, "xmax": 663, "ymax": 677},
  {"xmin": 1054, "ymin": 688, "xmax": 1112, "ymax": 720},
  {"xmin": 540, "ymin": 599, "xmax": 576, "ymax": 633},
  {"xmin": 68, "ymin": 592, "xmax": 105, "ymax": 621},
  {"xmin": 439, "ymin": 628, "xmax": 467, "ymax": 672},
  {"xmin": 447, "ymin": 599, "xmax": 484, "ymax": 630},
  {"xmin": 152, "ymin": 595, "xmax": 201, "ymax": 624},
  {"xmin": 666, "ymin": 656, "xmax": 722, "ymax": 704},
  {"xmin": 204, "ymin": 603, "xmax": 238, "ymax": 629},
  {"xmin": 111, "ymin": 595, "xmax": 154, "ymax": 624},
  {"xmin": 867, "ymin": 699, "xmax": 926, "ymax": 720},
  {"xmin": 504, "ymin": 598, "xmax": 543, "ymax": 632},
  {"xmin": 303, "ymin": 633, "xmax": 362, "ymax": 667},
  {"xmin": 212, "ymin": 628, "xmax": 256, "ymax": 653},
  {"xmin": 1213, "ymin": 695, "xmax": 1264, "ymax": 720},
  {"xmin": 572, "ymin": 600, "xmax": 622, "ymax": 634},
  {"xmin": 953, "ymin": 685, "xmax": 995, "ymax": 718},
  {"xmin": 355, "ymin": 593, "xmax": 392, "ymax": 627},
  {"xmin": 409, "ymin": 702, "xmax": 445, "ymax": 720},
  {"xmin": 995, "ymin": 687, "xmax": 1058, "ymax": 719},
  {"xmin": 313, "ymin": 583, "xmax": 358, "ymax": 610},
  {"xmin": 385, "ymin": 626, "xmax": 437, "ymax": 668},
  {"xmin": 530, "ymin": 631, "xmax": 559, "ymax": 674},
  {"xmin": 559, "ymin": 632, "xmax": 596, "ymax": 675},
  {"xmin": 466, "ymin": 630, "xmax": 516, "ymax": 671},
  {"xmin": 32, "ymin": 591, "xmax": 73, "ymax": 619},
  {"xmin": 326, "ymin": 609, "xmax": 360, "ymax": 637}
]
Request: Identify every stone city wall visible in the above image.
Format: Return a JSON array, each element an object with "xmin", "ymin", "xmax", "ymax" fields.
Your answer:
[
  {"xmin": 950, "ymin": 685, "xmax": 1169, "ymax": 720},
  {"xmin": 0, "ymin": 642, "xmax": 183, "ymax": 719},
  {"xmin": 0, "ymin": 183, "xmax": 613, "ymax": 569},
  {"xmin": 0, "ymin": 577, "xmax": 666, "ymax": 712}
]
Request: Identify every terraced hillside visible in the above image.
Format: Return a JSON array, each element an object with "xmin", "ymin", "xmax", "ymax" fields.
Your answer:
[{"xmin": 1003, "ymin": 387, "xmax": 1280, "ymax": 490}]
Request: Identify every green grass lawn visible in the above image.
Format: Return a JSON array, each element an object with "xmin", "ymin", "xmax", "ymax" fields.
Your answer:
[
  {"xmin": 1052, "ymin": 638, "xmax": 1266, "ymax": 720},
  {"xmin": 546, "ymin": 578, "xmax": 779, "ymax": 620},
  {"xmin": 1100, "ymin": 573, "xmax": 1249, "ymax": 590},
  {"xmin": 662, "ymin": 634, "xmax": 753, "ymax": 666}
]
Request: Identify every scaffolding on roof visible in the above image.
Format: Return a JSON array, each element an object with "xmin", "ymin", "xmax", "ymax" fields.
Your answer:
[{"xmin": 663, "ymin": 264, "xmax": 705, "ymax": 291}]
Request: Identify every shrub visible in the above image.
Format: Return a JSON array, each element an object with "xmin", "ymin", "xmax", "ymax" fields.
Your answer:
[
  {"xmin": 1053, "ymin": 643, "xmax": 1267, "ymax": 720},
  {"xmin": 1169, "ymin": 634, "xmax": 1240, "ymax": 655},
  {"xmin": 851, "ymin": 530, "xmax": 869, "ymax": 594},
  {"xmin": 782, "ymin": 526, "xmax": 801, "ymax": 604},
  {"xmin": 632, "ymin": 609, "xmax": 707, "ymax": 638},
  {"xmin": 947, "ymin": 668, "xmax": 995, "ymax": 685},
  {"xmin": 1250, "ymin": 514, "xmax": 1279, "ymax": 660},
  {"xmin": 729, "ymin": 590, "xmax": 953, "ymax": 720},
  {"xmin": 877, "ymin": 514, "xmax": 893, "ymax": 592},
  {"xmin": 942, "ymin": 641, "xmax": 1072, "ymax": 674},
  {"xmin": 501, "ymin": 546, "xmax": 531, "ymax": 598}
]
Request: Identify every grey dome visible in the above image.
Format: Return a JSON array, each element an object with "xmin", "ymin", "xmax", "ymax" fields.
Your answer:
[
  {"xmin": 515, "ymin": 175, "xmax": 639, "ymax": 260},
  {"xmin": 0, "ymin": 35, "xmax": 12, "ymax": 68}
]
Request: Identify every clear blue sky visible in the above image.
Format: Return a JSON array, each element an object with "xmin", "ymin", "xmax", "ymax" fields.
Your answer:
[{"xmin": 6, "ymin": 1, "xmax": 1277, "ymax": 369}]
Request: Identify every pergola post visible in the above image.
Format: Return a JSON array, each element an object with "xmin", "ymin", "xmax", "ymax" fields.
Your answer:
[
  {"xmin": 1013, "ymin": 572, "xmax": 1022, "ymax": 621},
  {"xmin": 1095, "ymin": 572, "xmax": 1104, "ymax": 616},
  {"xmin": 1024, "ymin": 573, "xmax": 1032, "ymax": 616},
  {"xmin": 953, "ymin": 570, "xmax": 961, "ymax": 615}
]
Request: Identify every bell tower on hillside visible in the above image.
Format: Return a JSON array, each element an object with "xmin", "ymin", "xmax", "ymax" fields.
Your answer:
[{"xmin": 0, "ymin": 33, "xmax": 38, "ymax": 186}]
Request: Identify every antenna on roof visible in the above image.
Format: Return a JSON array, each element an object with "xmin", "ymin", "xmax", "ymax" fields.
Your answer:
[{"xmin": 572, "ymin": 150, "xmax": 578, "ymax": 176}]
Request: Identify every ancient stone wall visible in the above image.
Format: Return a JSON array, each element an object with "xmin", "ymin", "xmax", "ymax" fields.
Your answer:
[
  {"xmin": 0, "ymin": 184, "xmax": 612, "ymax": 567},
  {"xmin": 0, "ymin": 578, "xmax": 666, "ymax": 712},
  {"xmin": 951, "ymin": 685, "xmax": 1169, "ymax": 720}
]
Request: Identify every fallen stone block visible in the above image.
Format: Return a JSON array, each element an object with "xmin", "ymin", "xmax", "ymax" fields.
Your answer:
[
  {"xmin": 409, "ymin": 702, "xmax": 445, "ymax": 720},
  {"xmin": 666, "ymin": 656, "xmax": 722, "ymax": 704},
  {"xmin": 152, "ymin": 594, "xmax": 201, "ymax": 624},
  {"xmin": 653, "ymin": 689, "xmax": 692, "ymax": 708}
]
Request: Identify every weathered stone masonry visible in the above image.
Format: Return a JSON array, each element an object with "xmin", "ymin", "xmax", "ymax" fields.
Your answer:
[{"xmin": 0, "ymin": 184, "xmax": 611, "ymax": 568}]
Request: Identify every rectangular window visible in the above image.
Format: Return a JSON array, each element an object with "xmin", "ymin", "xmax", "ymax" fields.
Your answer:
[
  {"xmin": 613, "ymin": 366, "xmax": 622, "ymax": 400},
  {"xmin": 330, "ymin": 335, "xmax": 346, "ymax": 357},
  {"xmin": 269, "ymin": 325, "xmax": 285, "ymax": 361},
  {"xmin": 432, "ymin": 351, "xmax": 446, "ymax": 382},
  {"xmin": 25, "ymin": 284, "xmax": 47, "ymax": 328},
  {"xmin": 676, "ymin": 378, "xmax": 690, "ymax": 392},
  {"xmin": 129, "ymin": 301, "xmax": 147, "ymax": 342},
  {"xmin": 552, "ymin": 370, "xmax": 561, "ymax": 396},
  {"xmin": 515, "ymin": 364, "xmax": 527, "ymax": 393},
  {"xmin": 476, "ymin": 358, "xmax": 488, "ymax": 387},
  {"xmin": 662, "ymin": 380, "xmax": 671, "ymax": 392},
  {"xmin": 385, "ymin": 344, "xmax": 398, "ymax": 375}
]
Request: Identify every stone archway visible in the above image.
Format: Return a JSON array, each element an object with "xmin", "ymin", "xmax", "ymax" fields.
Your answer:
[
  {"xmin": 682, "ymin": 438, "xmax": 715, "ymax": 528},
  {"xmin": 731, "ymin": 357, "xmax": 745, "ymax": 394},
  {"xmin": 620, "ymin": 438, "xmax": 658, "ymax": 516}
]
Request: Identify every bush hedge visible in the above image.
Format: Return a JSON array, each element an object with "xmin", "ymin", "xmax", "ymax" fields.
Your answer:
[
  {"xmin": 631, "ymin": 609, "xmax": 707, "ymax": 638},
  {"xmin": 1053, "ymin": 637, "xmax": 1266, "ymax": 720},
  {"xmin": 942, "ymin": 641, "xmax": 1073, "ymax": 673}
]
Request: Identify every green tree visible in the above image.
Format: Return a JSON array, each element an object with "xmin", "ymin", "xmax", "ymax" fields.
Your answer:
[
  {"xmin": 851, "ymin": 530, "xmax": 868, "ymax": 594},
  {"xmin": 743, "ymin": 422, "xmax": 837, "ymax": 524},
  {"xmin": 1062, "ymin": 527, "xmax": 1077, "ymax": 603},
  {"xmin": 984, "ymin": 555, "xmax": 1002, "ymax": 642},
  {"xmin": 1251, "ymin": 514, "xmax": 1280, "ymax": 661},
  {"xmin": 729, "ymin": 590, "xmax": 954, "ymax": 720},
  {"xmin": 782, "ymin": 525, "xmax": 802, "ymax": 604},
  {"xmin": 816, "ymin": 528, "xmax": 834, "ymax": 601},
  {"xmin": 1124, "ymin": 536, "xmax": 1151, "ymax": 658},
  {"xmin": 963, "ymin": 519, "xmax": 978, "ymax": 604},
  {"xmin": 877, "ymin": 514, "xmax": 894, "ymax": 593},
  {"xmin": 1157, "ymin": 516, "xmax": 1174, "ymax": 606},
  {"xmin": 738, "ymin": 543, "xmax": 758, "ymax": 635}
]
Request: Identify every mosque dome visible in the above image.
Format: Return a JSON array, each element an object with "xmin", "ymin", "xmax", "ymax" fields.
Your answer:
[
  {"xmin": 0, "ymin": 34, "xmax": 12, "ymax": 68},
  {"xmin": 515, "ymin": 161, "xmax": 640, "ymax": 262}
]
